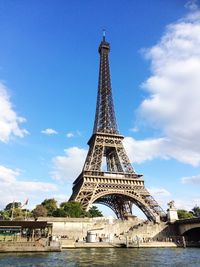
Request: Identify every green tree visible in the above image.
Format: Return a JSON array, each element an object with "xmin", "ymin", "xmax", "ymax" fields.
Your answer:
[
  {"xmin": 32, "ymin": 205, "xmax": 48, "ymax": 219},
  {"xmin": 5, "ymin": 202, "xmax": 21, "ymax": 211},
  {"xmin": 88, "ymin": 206, "xmax": 103, "ymax": 217},
  {"xmin": 60, "ymin": 201, "xmax": 87, "ymax": 218},
  {"xmin": 41, "ymin": 198, "xmax": 57, "ymax": 216},
  {"xmin": 191, "ymin": 205, "xmax": 200, "ymax": 217},
  {"xmin": 52, "ymin": 208, "xmax": 68, "ymax": 217},
  {"xmin": 2, "ymin": 202, "xmax": 22, "ymax": 220},
  {"xmin": 0, "ymin": 210, "xmax": 10, "ymax": 220},
  {"xmin": 177, "ymin": 209, "xmax": 194, "ymax": 219},
  {"xmin": 1, "ymin": 202, "xmax": 30, "ymax": 220},
  {"xmin": 12, "ymin": 208, "xmax": 24, "ymax": 220}
]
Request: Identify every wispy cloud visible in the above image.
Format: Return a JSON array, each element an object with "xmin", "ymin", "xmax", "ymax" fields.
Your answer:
[
  {"xmin": 174, "ymin": 197, "xmax": 200, "ymax": 210},
  {"xmin": 41, "ymin": 128, "xmax": 58, "ymax": 135},
  {"xmin": 0, "ymin": 165, "xmax": 58, "ymax": 209},
  {"xmin": 76, "ymin": 130, "xmax": 82, "ymax": 136},
  {"xmin": 66, "ymin": 132, "xmax": 74, "ymax": 138},
  {"xmin": 66, "ymin": 131, "xmax": 82, "ymax": 138},
  {"xmin": 129, "ymin": 127, "xmax": 139, "ymax": 133},
  {"xmin": 53, "ymin": 194, "xmax": 69, "ymax": 204},
  {"xmin": 127, "ymin": 5, "xmax": 200, "ymax": 166},
  {"xmin": 148, "ymin": 187, "xmax": 171, "ymax": 197},
  {"xmin": 0, "ymin": 82, "xmax": 28, "ymax": 143},
  {"xmin": 185, "ymin": 0, "xmax": 198, "ymax": 11},
  {"xmin": 181, "ymin": 174, "xmax": 200, "ymax": 184},
  {"xmin": 142, "ymin": 187, "xmax": 172, "ymax": 211},
  {"xmin": 51, "ymin": 146, "xmax": 87, "ymax": 181},
  {"xmin": 0, "ymin": 165, "xmax": 19, "ymax": 183},
  {"xmin": 124, "ymin": 137, "xmax": 167, "ymax": 164}
]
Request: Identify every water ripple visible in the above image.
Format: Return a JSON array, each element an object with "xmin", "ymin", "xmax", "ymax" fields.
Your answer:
[{"xmin": 0, "ymin": 248, "xmax": 199, "ymax": 267}]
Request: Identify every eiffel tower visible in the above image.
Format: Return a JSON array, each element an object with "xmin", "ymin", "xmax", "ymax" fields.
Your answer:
[{"xmin": 69, "ymin": 34, "xmax": 166, "ymax": 222}]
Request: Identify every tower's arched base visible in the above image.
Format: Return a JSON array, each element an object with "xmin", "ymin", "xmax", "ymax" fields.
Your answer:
[{"xmin": 69, "ymin": 170, "xmax": 166, "ymax": 222}]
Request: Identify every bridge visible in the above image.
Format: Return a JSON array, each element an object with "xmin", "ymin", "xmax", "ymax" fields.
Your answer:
[{"xmin": 174, "ymin": 217, "xmax": 200, "ymax": 242}]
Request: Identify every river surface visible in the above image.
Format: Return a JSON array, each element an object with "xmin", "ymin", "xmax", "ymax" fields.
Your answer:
[{"xmin": 0, "ymin": 248, "xmax": 199, "ymax": 267}]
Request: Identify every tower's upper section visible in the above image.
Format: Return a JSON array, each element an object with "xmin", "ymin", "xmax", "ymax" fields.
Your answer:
[{"xmin": 92, "ymin": 34, "xmax": 119, "ymax": 134}]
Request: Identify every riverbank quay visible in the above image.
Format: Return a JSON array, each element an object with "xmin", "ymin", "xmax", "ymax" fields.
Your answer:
[
  {"xmin": 61, "ymin": 239, "xmax": 200, "ymax": 249},
  {"xmin": 76, "ymin": 241, "xmax": 178, "ymax": 248},
  {"xmin": 0, "ymin": 240, "xmax": 61, "ymax": 253},
  {"xmin": 60, "ymin": 240, "xmax": 179, "ymax": 249},
  {"xmin": 0, "ymin": 239, "xmax": 179, "ymax": 252},
  {"xmin": 38, "ymin": 217, "xmax": 173, "ymax": 243},
  {"xmin": 0, "ymin": 218, "xmax": 199, "ymax": 252}
]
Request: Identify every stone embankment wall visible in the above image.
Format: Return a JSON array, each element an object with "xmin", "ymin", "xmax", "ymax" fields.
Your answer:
[
  {"xmin": 0, "ymin": 241, "xmax": 61, "ymax": 252},
  {"xmin": 127, "ymin": 221, "xmax": 170, "ymax": 241},
  {"xmin": 38, "ymin": 217, "xmax": 143, "ymax": 240},
  {"xmin": 38, "ymin": 217, "xmax": 172, "ymax": 241}
]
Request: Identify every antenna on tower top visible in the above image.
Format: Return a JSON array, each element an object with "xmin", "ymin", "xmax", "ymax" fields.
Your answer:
[{"xmin": 102, "ymin": 29, "xmax": 106, "ymax": 41}]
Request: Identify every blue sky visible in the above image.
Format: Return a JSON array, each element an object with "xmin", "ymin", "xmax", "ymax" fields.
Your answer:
[{"xmin": 0, "ymin": 0, "xmax": 200, "ymax": 217}]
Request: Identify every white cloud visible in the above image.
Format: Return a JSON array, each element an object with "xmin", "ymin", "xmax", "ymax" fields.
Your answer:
[
  {"xmin": 129, "ymin": 127, "xmax": 139, "ymax": 133},
  {"xmin": 124, "ymin": 136, "xmax": 200, "ymax": 166},
  {"xmin": 0, "ymin": 165, "xmax": 58, "ymax": 209},
  {"xmin": 52, "ymin": 146, "xmax": 87, "ymax": 181},
  {"xmin": 76, "ymin": 130, "xmax": 82, "ymax": 136},
  {"xmin": 0, "ymin": 165, "xmax": 20, "ymax": 183},
  {"xmin": 66, "ymin": 132, "xmax": 74, "ymax": 138},
  {"xmin": 41, "ymin": 128, "xmax": 58, "ymax": 135},
  {"xmin": 134, "ymin": 187, "xmax": 172, "ymax": 213},
  {"xmin": 185, "ymin": 0, "xmax": 198, "ymax": 11},
  {"xmin": 181, "ymin": 174, "xmax": 200, "ymax": 184},
  {"xmin": 123, "ymin": 137, "xmax": 167, "ymax": 163},
  {"xmin": 148, "ymin": 187, "xmax": 171, "ymax": 197},
  {"xmin": 129, "ymin": 7, "xmax": 200, "ymax": 166},
  {"xmin": 53, "ymin": 194, "xmax": 69, "ymax": 204},
  {"xmin": 174, "ymin": 197, "xmax": 200, "ymax": 210},
  {"xmin": 0, "ymin": 82, "xmax": 28, "ymax": 143}
]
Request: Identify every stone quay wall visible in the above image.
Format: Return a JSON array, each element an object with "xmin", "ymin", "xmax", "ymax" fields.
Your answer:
[
  {"xmin": 38, "ymin": 217, "xmax": 172, "ymax": 242},
  {"xmin": 38, "ymin": 217, "xmax": 143, "ymax": 240}
]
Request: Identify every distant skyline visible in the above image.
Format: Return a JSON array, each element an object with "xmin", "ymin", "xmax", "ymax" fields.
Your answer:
[{"xmin": 0, "ymin": 0, "xmax": 200, "ymax": 217}]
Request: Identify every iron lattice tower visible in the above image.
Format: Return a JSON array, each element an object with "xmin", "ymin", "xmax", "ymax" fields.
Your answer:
[{"xmin": 69, "ymin": 35, "xmax": 166, "ymax": 222}]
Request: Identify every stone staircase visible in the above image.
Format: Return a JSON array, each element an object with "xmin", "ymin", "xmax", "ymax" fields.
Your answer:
[{"xmin": 126, "ymin": 221, "xmax": 169, "ymax": 241}]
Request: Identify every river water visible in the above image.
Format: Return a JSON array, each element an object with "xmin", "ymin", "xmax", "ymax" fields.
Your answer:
[{"xmin": 0, "ymin": 248, "xmax": 199, "ymax": 267}]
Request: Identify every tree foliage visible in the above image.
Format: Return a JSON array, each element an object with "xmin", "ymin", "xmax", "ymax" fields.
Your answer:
[
  {"xmin": 88, "ymin": 206, "xmax": 103, "ymax": 217},
  {"xmin": 1, "ymin": 199, "xmax": 200, "ymax": 221},
  {"xmin": 177, "ymin": 206, "xmax": 200, "ymax": 219},
  {"xmin": 60, "ymin": 201, "xmax": 87, "ymax": 218},
  {"xmin": 11, "ymin": 208, "xmax": 24, "ymax": 220},
  {"xmin": 191, "ymin": 205, "xmax": 200, "ymax": 217},
  {"xmin": 0, "ymin": 202, "xmax": 30, "ymax": 220},
  {"xmin": 0, "ymin": 210, "xmax": 10, "ymax": 220},
  {"xmin": 4, "ymin": 202, "xmax": 21, "ymax": 211},
  {"xmin": 41, "ymin": 198, "xmax": 57, "ymax": 216},
  {"xmin": 32, "ymin": 205, "xmax": 48, "ymax": 218},
  {"xmin": 52, "ymin": 208, "xmax": 68, "ymax": 217},
  {"xmin": 177, "ymin": 209, "xmax": 194, "ymax": 219},
  {"xmin": 0, "ymin": 200, "xmax": 102, "ymax": 219}
]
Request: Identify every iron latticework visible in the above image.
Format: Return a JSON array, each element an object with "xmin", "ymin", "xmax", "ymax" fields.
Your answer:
[
  {"xmin": 69, "ymin": 35, "xmax": 166, "ymax": 222},
  {"xmin": 93, "ymin": 35, "xmax": 118, "ymax": 135}
]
